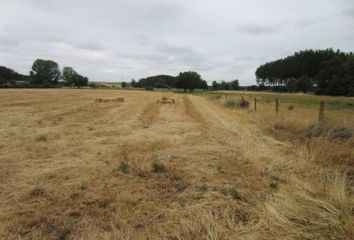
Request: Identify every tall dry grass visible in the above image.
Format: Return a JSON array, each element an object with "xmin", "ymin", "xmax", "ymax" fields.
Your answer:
[{"xmin": 210, "ymin": 93, "xmax": 354, "ymax": 239}]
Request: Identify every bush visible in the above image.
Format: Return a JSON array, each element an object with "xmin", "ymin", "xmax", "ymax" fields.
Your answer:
[
  {"xmin": 36, "ymin": 135, "xmax": 48, "ymax": 142},
  {"xmin": 238, "ymin": 99, "xmax": 249, "ymax": 109},
  {"xmin": 224, "ymin": 99, "xmax": 237, "ymax": 108},
  {"xmin": 287, "ymin": 105, "xmax": 295, "ymax": 110},
  {"xmin": 151, "ymin": 161, "xmax": 166, "ymax": 173},
  {"xmin": 30, "ymin": 186, "xmax": 45, "ymax": 197},
  {"xmin": 305, "ymin": 122, "xmax": 352, "ymax": 142},
  {"xmin": 221, "ymin": 187, "xmax": 242, "ymax": 200},
  {"xmin": 197, "ymin": 184, "xmax": 208, "ymax": 192},
  {"xmin": 119, "ymin": 161, "xmax": 130, "ymax": 173}
]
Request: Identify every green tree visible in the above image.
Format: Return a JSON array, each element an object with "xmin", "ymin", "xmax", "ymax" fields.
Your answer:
[
  {"xmin": 0, "ymin": 66, "xmax": 29, "ymax": 85},
  {"xmin": 286, "ymin": 78, "xmax": 297, "ymax": 92},
  {"xmin": 212, "ymin": 81, "xmax": 219, "ymax": 90},
  {"xmin": 30, "ymin": 59, "xmax": 61, "ymax": 85},
  {"xmin": 62, "ymin": 66, "xmax": 88, "ymax": 88},
  {"xmin": 230, "ymin": 80, "xmax": 239, "ymax": 90},
  {"xmin": 296, "ymin": 76, "xmax": 313, "ymax": 93},
  {"xmin": 121, "ymin": 82, "xmax": 127, "ymax": 88},
  {"xmin": 199, "ymin": 80, "xmax": 208, "ymax": 89},
  {"xmin": 72, "ymin": 74, "xmax": 88, "ymax": 88},
  {"xmin": 176, "ymin": 71, "xmax": 203, "ymax": 92},
  {"xmin": 62, "ymin": 66, "xmax": 78, "ymax": 86},
  {"xmin": 131, "ymin": 79, "xmax": 137, "ymax": 88}
]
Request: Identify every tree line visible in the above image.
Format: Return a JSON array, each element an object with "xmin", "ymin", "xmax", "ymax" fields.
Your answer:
[
  {"xmin": 127, "ymin": 71, "xmax": 208, "ymax": 92},
  {"xmin": 124, "ymin": 72, "xmax": 240, "ymax": 91},
  {"xmin": 0, "ymin": 59, "xmax": 89, "ymax": 88},
  {"xmin": 255, "ymin": 49, "xmax": 354, "ymax": 96},
  {"xmin": 212, "ymin": 80, "xmax": 239, "ymax": 90}
]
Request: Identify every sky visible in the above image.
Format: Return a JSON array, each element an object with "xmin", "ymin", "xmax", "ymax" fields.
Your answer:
[{"xmin": 0, "ymin": 0, "xmax": 353, "ymax": 85}]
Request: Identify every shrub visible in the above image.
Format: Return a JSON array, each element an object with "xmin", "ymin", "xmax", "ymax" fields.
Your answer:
[
  {"xmin": 221, "ymin": 187, "xmax": 242, "ymax": 200},
  {"xmin": 172, "ymin": 174, "xmax": 183, "ymax": 181},
  {"xmin": 287, "ymin": 105, "xmax": 295, "ymax": 110},
  {"xmin": 269, "ymin": 180, "xmax": 279, "ymax": 189},
  {"xmin": 216, "ymin": 165, "xmax": 224, "ymax": 173},
  {"xmin": 238, "ymin": 99, "xmax": 249, "ymax": 109},
  {"xmin": 328, "ymin": 127, "xmax": 352, "ymax": 142},
  {"xmin": 30, "ymin": 186, "xmax": 45, "ymax": 197},
  {"xmin": 119, "ymin": 161, "xmax": 130, "ymax": 173},
  {"xmin": 57, "ymin": 229, "xmax": 71, "ymax": 240},
  {"xmin": 224, "ymin": 99, "xmax": 236, "ymax": 108},
  {"xmin": 229, "ymin": 188, "xmax": 242, "ymax": 200},
  {"xmin": 36, "ymin": 134, "xmax": 47, "ymax": 142},
  {"xmin": 197, "ymin": 184, "xmax": 208, "ymax": 192},
  {"xmin": 151, "ymin": 161, "xmax": 166, "ymax": 173}
]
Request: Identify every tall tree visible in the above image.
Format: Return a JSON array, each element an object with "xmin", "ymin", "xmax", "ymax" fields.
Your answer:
[
  {"xmin": 30, "ymin": 59, "xmax": 61, "ymax": 85},
  {"xmin": 176, "ymin": 71, "xmax": 203, "ymax": 92},
  {"xmin": 255, "ymin": 49, "xmax": 354, "ymax": 96},
  {"xmin": 62, "ymin": 66, "xmax": 78, "ymax": 86}
]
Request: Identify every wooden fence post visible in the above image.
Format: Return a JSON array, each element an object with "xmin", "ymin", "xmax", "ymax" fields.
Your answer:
[
  {"xmin": 319, "ymin": 101, "xmax": 324, "ymax": 122},
  {"xmin": 275, "ymin": 99, "xmax": 279, "ymax": 114},
  {"xmin": 254, "ymin": 98, "xmax": 257, "ymax": 112},
  {"xmin": 241, "ymin": 96, "xmax": 244, "ymax": 102}
]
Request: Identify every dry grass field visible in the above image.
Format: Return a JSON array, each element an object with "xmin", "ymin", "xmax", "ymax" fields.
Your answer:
[{"xmin": 0, "ymin": 89, "xmax": 353, "ymax": 240}]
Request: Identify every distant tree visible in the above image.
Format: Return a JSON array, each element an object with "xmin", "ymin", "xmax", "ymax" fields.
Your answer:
[
  {"xmin": 62, "ymin": 66, "xmax": 78, "ymax": 86},
  {"xmin": 30, "ymin": 59, "xmax": 61, "ymax": 85},
  {"xmin": 296, "ymin": 76, "xmax": 313, "ymax": 93},
  {"xmin": 62, "ymin": 66, "xmax": 88, "ymax": 88},
  {"xmin": 0, "ymin": 65, "xmax": 29, "ymax": 86},
  {"xmin": 138, "ymin": 75, "xmax": 176, "ymax": 88},
  {"xmin": 219, "ymin": 81, "xmax": 230, "ymax": 90},
  {"xmin": 121, "ymin": 81, "xmax": 127, "ymax": 88},
  {"xmin": 155, "ymin": 79, "xmax": 168, "ymax": 88},
  {"xmin": 131, "ymin": 79, "xmax": 137, "ymax": 88},
  {"xmin": 199, "ymin": 80, "xmax": 209, "ymax": 89},
  {"xmin": 72, "ymin": 75, "xmax": 88, "ymax": 88},
  {"xmin": 255, "ymin": 49, "xmax": 354, "ymax": 96},
  {"xmin": 212, "ymin": 81, "xmax": 219, "ymax": 90},
  {"xmin": 286, "ymin": 78, "xmax": 297, "ymax": 92},
  {"xmin": 176, "ymin": 71, "xmax": 203, "ymax": 92},
  {"xmin": 211, "ymin": 80, "xmax": 239, "ymax": 90},
  {"xmin": 230, "ymin": 80, "xmax": 239, "ymax": 90}
]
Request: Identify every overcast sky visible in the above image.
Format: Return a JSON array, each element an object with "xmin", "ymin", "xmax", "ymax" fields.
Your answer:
[{"xmin": 0, "ymin": 0, "xmax": 353, "ymax": 85}]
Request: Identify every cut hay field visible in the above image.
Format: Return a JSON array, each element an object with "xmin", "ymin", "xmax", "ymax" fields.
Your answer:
[{"xmin": 0, "ymin": 89, "xmax": 353, "ymax": 240}]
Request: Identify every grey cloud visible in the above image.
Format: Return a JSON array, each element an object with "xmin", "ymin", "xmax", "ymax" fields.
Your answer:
[
  {"xmin": 236, "ymin": 25, "xmax": 279, "ymax": 35},
  {"xmin": 341, "ymin": 8, "xmax": 354, "ymax": 17},
  {"xmin": 0, "ymin": 0, "xmax": 353, "ymax": 84}
]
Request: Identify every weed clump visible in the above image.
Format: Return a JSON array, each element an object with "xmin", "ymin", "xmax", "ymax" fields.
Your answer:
[
  {"xmin": 36, "ymin": 134, "xmax": 48, "ymax": 142},
  {"xmin": 216, "ymin": 165, "xmax": 224, "ymax": 173},
  {"xmin": 30, "ymin": 186, "xmax": 45, "ymax": 197},
  {"xmin": 238, "ymin": 99, "xmax": 249, "ymax": 109},
  {"xmin": 197, "ymin": 184, "xmax": 208, "ymax": 192},
  {"xmin": 119, "ymin": 151, "xmax": 130, "ymax": 173},
  {"xmin": 224, "ymin": 99, "xmax": 237, "ymax": 108},
  {"xmin": 119, "ymin": 161, "xmax": 130, "ymax": 173},
  {"xmin": 151, "ymin": 162, "xmax": 167, "ymax": 173},
  {"xmin": 305, "ymin": 122, "xmax": 352, "ymax": 142},
  {"xmin": 172, "ymin": 173, "xmax": 183, "ymax": 181},
  {"xmin": 287, "ymin": 105, "xmax": 295, "ymax": 110},
  {"xmin": 57, "ymin": 228, "xmax": 71, "ymax": 240},
  {"xmin": 221, "ymin": 187, "xmax": 242, "ymax": 200},
  {"xmin": 269, "ymin": 180, "xmax": 279, "ymax": 189}
]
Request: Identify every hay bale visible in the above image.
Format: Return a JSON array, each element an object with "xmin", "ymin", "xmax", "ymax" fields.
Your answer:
[
  {"xmin": 114, "ymin": 98, "xmax": 124, "ymax": 102},
  {"xmin": 95, "ymin": 98, "xmax": 124, "ymax": 103},
  {"xmin": 157, "ymin": 97, "xmax": 175, "ymax": 104}
]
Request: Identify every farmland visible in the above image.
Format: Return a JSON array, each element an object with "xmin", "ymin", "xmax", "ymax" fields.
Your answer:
[{"xmin": 0, "ymin": 89, "xmax": 353, "ymax": 240}]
